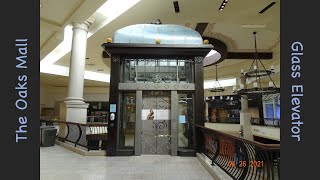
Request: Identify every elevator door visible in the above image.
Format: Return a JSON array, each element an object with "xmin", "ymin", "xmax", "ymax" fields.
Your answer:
[{"xmin": 141, "ymin": 91, "xmax": 171, "ymax": 155}]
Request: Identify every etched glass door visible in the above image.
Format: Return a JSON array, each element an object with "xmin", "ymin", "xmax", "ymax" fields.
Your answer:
[{"xmin": 141, "ymin": 91, "xmax": 171, "ymax": 155}]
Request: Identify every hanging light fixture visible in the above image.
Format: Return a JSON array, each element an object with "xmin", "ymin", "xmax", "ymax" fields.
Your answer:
[
  {"xmin": 236, "ymin": 32, "xmax": 280, "ymax": 100},
  {"xmin": 209, "ymin": 65, "xmax": 225, "ymax": 93}
]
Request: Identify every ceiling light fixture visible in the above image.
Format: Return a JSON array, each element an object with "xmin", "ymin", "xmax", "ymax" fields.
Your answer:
[
  {"xmin": 235, "ymin": 32, "xmax": 280, "ymax": 100},
  {"xmin": 208, "ymin": 65, "xmax": 225, "ymax": 93},
  {"xmin": 219, "ymin": 0, "xmax": 229, "ymax": 11}
]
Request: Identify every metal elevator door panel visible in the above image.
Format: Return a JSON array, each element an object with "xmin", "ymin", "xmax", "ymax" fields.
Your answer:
[{"xmin": 141, "ymin": 91, "xmax": 171, "ymax": 155}]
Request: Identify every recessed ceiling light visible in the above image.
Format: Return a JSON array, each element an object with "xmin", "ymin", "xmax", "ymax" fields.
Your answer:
[
  {"xmin": 219, "ymin": 0, "xmax": 228, "ymax": 10},
  {"xmin": 86, "ymin": 57, "xmax": 89, "ymax": 59}
]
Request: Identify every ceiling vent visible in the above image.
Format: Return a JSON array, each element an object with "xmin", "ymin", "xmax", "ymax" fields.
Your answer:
[{"xmin": 173, "ymin": 1, "xmax": 180, "ymax": 13}]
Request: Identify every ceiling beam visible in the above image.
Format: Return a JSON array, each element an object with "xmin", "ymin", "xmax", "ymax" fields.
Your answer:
[
  {"xmin": 195, "ymin": 23, "xmax": 208, "ymax": 36},
  {"xmin": 102, "ymin": 51, "xmax": 110, "ymax": 58},
  {"xmin": 40, "ymin": 18, "xmax": 61, "ymax": 31},
  {"xmin": 227, "ymin": 52, "xmax": 273, "ymax": 59}
]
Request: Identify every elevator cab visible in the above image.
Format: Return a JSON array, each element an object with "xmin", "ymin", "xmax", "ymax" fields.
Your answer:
[{"xmin": 101, "ymin": 23, "xmax": 213, "ymax": 156}]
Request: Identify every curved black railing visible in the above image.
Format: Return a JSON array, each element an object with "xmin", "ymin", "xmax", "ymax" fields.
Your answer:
[
  {"xmin": 196, "ymin": 124, "xmax": 280, "ymax": 180},
  {"xmin": 251, "ymin": 118, "xmax": 280, "ymax": 128},
  {"xmin": 40, "ymin": 118, "xmax": 108, "ymax": 151}
]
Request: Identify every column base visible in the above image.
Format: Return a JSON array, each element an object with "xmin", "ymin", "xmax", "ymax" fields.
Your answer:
[
  {"xmin": 65, "ymin": 100, "xmax": 89, "ymax": 124},
  {"xmin": 240, "ymin": 111, "xmax": 254, "ymax": 141}
]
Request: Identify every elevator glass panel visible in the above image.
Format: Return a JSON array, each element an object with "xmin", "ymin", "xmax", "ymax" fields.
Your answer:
[{"xmin": 119, "ymin": 92, "xmax": 136, "ymax": 148}]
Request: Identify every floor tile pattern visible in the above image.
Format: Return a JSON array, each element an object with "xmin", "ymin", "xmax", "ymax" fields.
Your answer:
[{"xmin": 41, "ymin": 145, "xmax": 215, "ymax": 180}]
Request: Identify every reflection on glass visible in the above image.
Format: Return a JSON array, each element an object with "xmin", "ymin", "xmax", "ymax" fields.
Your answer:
[
  {"xmin": 263, "ymin": 96, "xmax": 280, "ymax": 120},
  {"xmin": 178, "ymin": 92, "xmax": 193, "ymax": 149},
  {"xmin": 122, "ymin": 58, "xmax": 194, "ymax": 83},
  {"xmin": 119, "ymin": 92, "xmax": 136, "ymax": 148}
]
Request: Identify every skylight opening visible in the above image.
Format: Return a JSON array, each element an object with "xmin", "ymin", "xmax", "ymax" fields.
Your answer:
[{"xmin": 40, "ymin": 0, "xmax": 141, "ymax": 82}]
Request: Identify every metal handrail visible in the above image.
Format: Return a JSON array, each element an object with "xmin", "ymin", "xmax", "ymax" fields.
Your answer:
[
  {"xmin": 195, "ymin": 124, "xmax": 280, "ymax": 180},
  {"xmin": 251, "ymin": 118, "xmax": 280, "ymax": 128},
  {"xmin": 40, "ymin": 119, "xmax": 108, "ymax": 151}
]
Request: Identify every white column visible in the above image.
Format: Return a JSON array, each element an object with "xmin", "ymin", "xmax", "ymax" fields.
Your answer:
[
  {"xmin": 239, "ymin": 75, "xmax": 254, "ymax": 141},
  {"xmin": 65, "ymin": 21, "xmax": 91, "ymax": 124}
]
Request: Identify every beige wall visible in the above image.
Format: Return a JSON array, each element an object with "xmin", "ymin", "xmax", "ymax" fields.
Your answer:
[
  {"xmin": 205, "ymin": 123, "xmax": 280, "ymax": 141},
  {"xmin": 205, "ymin": 123, "xmax": 241, "ymax": 136},
  {"xmin": 251, "ymin": 125, "xmax": 280, "ymax": 141},
  {"xmin": 40, "ymin": 85, "xmax": 110, "ymax": 109}
]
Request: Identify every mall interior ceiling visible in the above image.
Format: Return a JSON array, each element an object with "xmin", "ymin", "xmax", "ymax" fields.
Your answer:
[{"xmin": 40, "ymin": 0, "xmax": 280, "ymax": 89}]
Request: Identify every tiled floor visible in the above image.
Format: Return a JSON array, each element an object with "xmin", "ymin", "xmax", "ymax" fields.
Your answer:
[{"xmin": 41, "ymin": 145, "xmax": 215, "ymax": 180}]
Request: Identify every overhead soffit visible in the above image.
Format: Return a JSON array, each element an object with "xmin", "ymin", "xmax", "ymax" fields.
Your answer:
[
  {"xmin": 40, "ymin": 25, "xmax": 55, "ymax": 47},
  {"xmin": 40, "ymin": 73, "xmax": 108, "ymax": 87},
  {"xmin": 41, "ymin": 0, "xmax": 280, "ymax": 86},
  {"xmin": 40, "ymin": 0, "xmax": 85, "ymax": 47},
  {"xmin": 40, "ymin": 0, "xmax": 85, "ymax": 25},
  {"xmin": 202, "ymin": 23, "xmax": 280, "ymax": 52}
]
